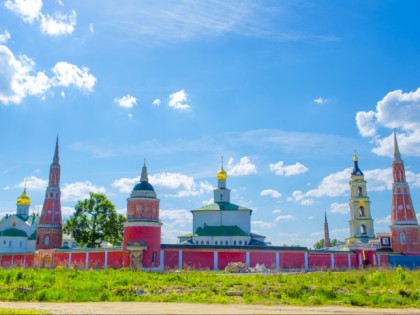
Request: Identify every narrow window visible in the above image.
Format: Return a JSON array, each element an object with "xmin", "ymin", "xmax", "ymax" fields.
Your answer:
[
  {"xmin": 239, "ymin": 241, "xmax": 242, "ymax": 245},
  {"xmin": 225, "ymin": 241, "xmax": 228, "ymax": 245},
  {"xmin": 244, "ymin": 241, "xmax": 248, "ymax": 245},
  {"xmin": 360, "ymin": 225, "xmax": 367, "ymax": 235},
  {"xmin": 358, "ymin": 187, "xmax": 363, "ymax": 196},
  {"xmin": 201, "ymin": 241, "xmax": 204, "ymax": 245},
  {"xmin": 9, "ymin": 240, "xmax": 12, "ymax": 247},
  {"xmin": 400, "ymin": 233, "xmax": 406, "ymax": 244},
  {"xmin": 215, "ymin": 241, "xmax": 218, "ymax": 245},
  {"xmin": 36, "ymin": 236, "xmax": 39, "ymax": 244},
  {"xmin": 152, "ymin": 251, "xmax": 157, "ymax": 264},
  {"xmin": 45, "ymin": 235, "xmax": 49, "ymax": 245},
  {"xmin": 206, "ymin": 241, "xmax": 209, "ymax": 245},
  {"xmin": 233, "ymin": 241, "xmax": 236, "ymax": 245},
  {"xmin": 359, "ymin": 206, "xmax": 365, "ymax": 217}
]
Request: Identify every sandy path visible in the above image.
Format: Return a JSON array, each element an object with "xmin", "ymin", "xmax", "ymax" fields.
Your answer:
[{"xmin": 1, "ymin": 302, "xmax": 420, "ymax": 315}]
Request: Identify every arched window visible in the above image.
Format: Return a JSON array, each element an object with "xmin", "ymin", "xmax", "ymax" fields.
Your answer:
[
  {"xmin": 20, "ymin": 241, "xmax": 22, "ymax": 247},
  {"xmin": 201, "ymin": 241, "xmax": 204, "ymax": 245},
  {"xmin": 233, "ymin": 241, "xmax": 236, "ymax": 245},
  {"xmin": 45, "ymin": 235, "xmax": 49, "ymax": 245},
  {"xmin": 358, "ymin": 187, "xmax": 363, "ymax": 196},
  {"xmin": 206, "ymin": 240, "xmax": 209, "ymax": 245},
  {"xmin": 244, "ymin": 241, "xmax": 248, "ymax": 245},
  {"xmin": 400, "ymin": 233, "xmax": 406, "ymax": 244},
  {"xmin": 152, "ymin": 251, "xmax": 157, "ymax": 264},
  {"xmin": 195, "ymin": 241, "xmax": 198, "ymax": 245},
  {"xmin": 63, "ymin": 241, "xmax": 68, "ymax": 247},
  {"xmin": 215, "ymin": 241, "xmax": 218, "ymax": 245},
  {"xmin": 36, "ymin": 236, "xmax": 39, "ymax": 244},
  {"xmin": 225, "ymin": 241, "xmax": 228, "ymax": 245},
  {"xmin": 360, "ymin": 225, "xmax": 367, "ymax": 235},
  {"xmin": 71, "ymin": 242, "xmax": 76, "ymax": 248},
  {"xmin": 9, "ymin": 240, "xmax": 12, "ymax": 247},
  {"xmin": 359, "ymin": 206, "xmax": 365, "ymax": 217},
  {"xmin": 239, "ymin": 241, "xmax": 242, "ymax": 245}
]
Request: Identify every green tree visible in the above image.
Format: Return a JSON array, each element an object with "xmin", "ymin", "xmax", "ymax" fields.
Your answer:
[
  {"xmin": 313, "ymin": 238, "xmax": 340, "ymax": 249},
  {"xmin": 63, "ymin": 193, "xmax": 126, "ymax": 248}
]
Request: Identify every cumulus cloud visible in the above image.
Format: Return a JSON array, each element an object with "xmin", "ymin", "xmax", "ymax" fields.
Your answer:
[
  {"xmin": 51, "ymin": 62, "xmax": 96, "ymax": 91},
  {"xmin": 272, "ymin": 209, "xmax": 282, "ymax": 214},
  {"xmin": 356, "ymin": 87, "xmax": 420, "ymax": 157},
  {"xmin": 5, "ymin": 0, "xmax": 77, "ymax": 35},
  {"xmin": 275, "ymin": 214, "xmax": 296, "ymax": 222},
  {"xmin": 252, "ymin": 220, "xmax": 275, "ymax": 229},
  {"xmin": 160, "ymin": 209, "xmax": 192, "ymax": 227},
  {"xmin": 168, "ymin": 89, "xmax": 190, "ymax": 110},
  {"xmin": 269, "ymin": 161, "xmax": 308, "ymax": 176},
  {"xmin": 227, "ymin": 156, "xmax": 257, "ymax": 176},
  {"xmin": 89, "ymin": 23, "xmax": 94, "ymax": 33},
  {"xmin": 112, "ymin": 173, "xmax": 214, "ymax": 198},
  {"xmin": 152, "ymin": 99, "xmax": 161, "ymax": 106},
  {"xmin": 260, "ymin": 189, "xmax": 281, "ymax": 198},
  {"xmin": 0, "ymin": 30, "xmax": 11, "ymax": 44},
  {"xmin": 314, "ymin": 97, "xmax": 327, "ymax": 104},
  {"xmin": 16, "ymin": 176, "xmax": 47, "ymax": 190},
  {"xmin": 330, "ymin": 202, "xmax": 349, "ymax": 214},
  {"xmin": 61, "ymin": 181, "xmax": 106, "ymax": 202},
  {"xmin": 0, "ymin": 46, "xmax": 97, "ymax": 105},
  {"xmin": 376, "ymin": 215, "xmax": 391, "ymax": 225},
  {"xmin": 114, "ymin": 94, "xmax": 137, "ymax": 109}
]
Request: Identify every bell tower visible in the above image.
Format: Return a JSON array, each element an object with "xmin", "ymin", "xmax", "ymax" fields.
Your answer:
[
  {"xmin": 390, "ymin": 131, "xmax": 420, "ymax": 253},
  {"xmin": 346, "ymin": 153, "xmax": 375, "ymax": 243},
  {"xmin": 36, "ymin": 137, "xmax": 63, "ymax": 249}
]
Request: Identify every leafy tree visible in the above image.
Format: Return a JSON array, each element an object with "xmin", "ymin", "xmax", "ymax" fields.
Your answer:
[
  {"xmin": 63, "ymin": 193, "xmax": 126, "ymax": 248},
  {"xmin": 313, "ymin": 238, "xmax": 340, "ymax": 249}
]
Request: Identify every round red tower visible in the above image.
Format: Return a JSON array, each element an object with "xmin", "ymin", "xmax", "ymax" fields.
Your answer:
[{"xmin": 123, "ymin": 161, "xmax": 162, "ymax": 270}]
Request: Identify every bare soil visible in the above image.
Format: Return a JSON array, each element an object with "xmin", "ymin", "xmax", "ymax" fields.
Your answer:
[{"xmin": 1, "ymin": 302, "xmax": 420, "ymax": 315}]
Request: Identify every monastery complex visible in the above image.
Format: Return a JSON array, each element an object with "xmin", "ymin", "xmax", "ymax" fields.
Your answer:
[{"xmin": 0, "ymin": 132, "xmax": 419, "ymax": 270}]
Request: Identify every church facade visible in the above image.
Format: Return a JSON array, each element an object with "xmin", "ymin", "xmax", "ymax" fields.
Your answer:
[{"xmin": 0, "ymin": 133, "xmax": 419, "ymax": 270}]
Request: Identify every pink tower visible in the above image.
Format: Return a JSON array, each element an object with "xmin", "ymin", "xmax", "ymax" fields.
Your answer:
[
  {"xmin": 324, "ymin": 210, "xmax": 331, "ymax": 248},
  {"xmin": 36, "ymin": 137, "xmax": 63, "ymax": 250},
  {"xmin": 123, "ymin": 161, "xmax": 162, "ymax": 269},
  {"xmin": 390, "ymin": 131, "xmax": 420, "ymax": 253}
]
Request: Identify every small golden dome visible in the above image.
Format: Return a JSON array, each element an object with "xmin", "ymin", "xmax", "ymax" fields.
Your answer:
[
  {"xmin": 17, "ymin": 188, "xmax": 31, "ymax": 206},
  {"xmin": 217, "ymin": 167, "xmax": 228, "ymax": 181},
  {"xmin": 353, "ymin": 153, "xmax": 358, "ymax": 162}
]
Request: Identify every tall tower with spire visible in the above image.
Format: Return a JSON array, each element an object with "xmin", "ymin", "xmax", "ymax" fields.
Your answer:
[
  {"xmin": 36, "ymin": 137, "xmax": 63, "ymax": 250},
  {"xmin": 390, "ymin": 131, "xmax": 420, "ymax": 253},
  {"xmin": 324, "ymin": 211, "xmax": 331, "ymax": 248},
  {"xmin": 123, "ymin": 160, "xmax": 162, "ymax": 269},
  {"xmin": 346, "ymin": 153, "xmax": 375, "ymax": 243}
]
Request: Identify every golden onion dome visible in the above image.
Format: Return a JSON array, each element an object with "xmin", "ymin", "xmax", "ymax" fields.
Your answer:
[
  {"xmin": 353, "ymin": 153, "xmax": 358, "ymax": 162},
  {"xmin": 17, "ymin": 188, "xmax": 31, "ymax": 206},
  {"xmin": 217, "ymin": 167, "xmax": 228, "ymax": 181}
]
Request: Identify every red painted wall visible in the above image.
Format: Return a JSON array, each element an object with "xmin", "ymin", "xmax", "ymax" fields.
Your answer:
[
  {"xmin": 55, "ymin": 253, "xmax": 69, "ymax": 267},
  {"xmin": 25, "ymin": 254, "xmax": 35, "ymax": 267},
  {"xmin": 108, "ymin": 251, "xmax": 123, "ymax": 268},
  {"xmin": 378, "ymin": 254, "xmax": 389, "ymax": 267},
  {"xmin": 0, "ymin": 255, "xmax": 12, "ymax": 268},
  {"xmin": 88, "ymin": 252, "xmax": 105, "ymax": 269},
  {"xmin": 182, "ymin": 251, "xmax": 213, "ymax": 270},
  {"xmin": 124, "ymin": 225, "xmax": 161, "ymax": 268},
  {"xmin": 280, "ymin": 252, "xmax": 305, "ymax": 269},
  {"xmin": 70, "ymin": 252, "xmax": 86, "ymax": 269},
  {"xmin": 250, "ymin": 251, "xmax": 276, "ymax": 268},
  {"xmin": 218, "ymin": 251, "xmax": 246, "ymax": 270},
  {"xmin": 334, "ymin": 254, "xmax": 349, "ymax": 269},
  {"xmin": 12, "ymin": 255, "xmax": 25, "ymax": 267},
  {"xmin": 164, "ymin": 251, "xmax": 179, "ymax": 269},
  {"xmin": 308, "ymin": 254, "xmax": 331, "ymax": 270}
]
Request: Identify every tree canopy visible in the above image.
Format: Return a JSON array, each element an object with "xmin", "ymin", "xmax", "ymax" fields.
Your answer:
[
  {"xmin": 313, "ymin": 238, "xmax": 340, "ymax": 249},
  {"xmin": 63, "ymin": 193, "xmax": 126, "ymax": 248}
]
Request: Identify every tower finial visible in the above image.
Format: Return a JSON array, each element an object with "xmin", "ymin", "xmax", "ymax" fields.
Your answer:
[
  {"xmin": 393, "ymin": 129, "xmax": 401, "ymax": 161},
  {"xmin": 140, "ymin": 158, "xmax": 148, "ymax": 182},
  {"xmin": 24, "ymin": 178, "xmax": 27, "ymax": 193},
  {"xmin": 53, "ymin": 136, "xmax": 59, "ymax": 165},
  {"xmin": 324, "ymin": 209, "xmax": 328, "ymax": 224}
]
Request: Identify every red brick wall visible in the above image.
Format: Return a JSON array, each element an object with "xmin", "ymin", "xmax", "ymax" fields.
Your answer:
[
  {"xmin": 182, "ymin": 251, "xmax": 213, "ymax": 270},
  {"xmin": 280, "ymin": 252, "xmax": 305, "ymax": 269},
  {"xmin": 107, "ymin": 251, "xmax": 123, "ymax": 268},
  {"xmin": 334, "ymin": 254, "xmax": 349, "ymax": 269},
  {"xmin": 250, "ymin": 251, "xmax": 276, "ymax": 268},
  {"xmin": 0, "ymin": 255, "xmax": 12, "ymax": 268},
  {"xmin": 164, "ymin": 251, "xmax": 179, "ymax": 269},
  {"xmin": 218, "ymin": 251, "xmax": 246, "ymax": 270},
  {"xmin": 88, "ymin": 252, "xmax": 105, "ymax": 269},
  {"xmin": 55, "ymin": 253, "xmax": 69, "ymax": 267},
  {"xmin": 70, "ymin": 252, "xmax": 86, "ymax": 269},
  {"xmin": 12, "ymin": 255, "xmax": 25, "ymax": 267},
  {"xmin": 308, "ymin": 253, "xmax": 331, "ymax": 270}
]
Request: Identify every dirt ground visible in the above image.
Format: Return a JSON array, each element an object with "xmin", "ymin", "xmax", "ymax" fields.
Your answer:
[{"xmin": 1, "ymin": 302, "xmax": 420, "ymax": 315}]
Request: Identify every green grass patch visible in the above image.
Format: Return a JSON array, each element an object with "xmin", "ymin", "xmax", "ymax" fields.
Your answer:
[
  {"xmin": 0, "ymin": 308, "xmax": 51, "ymax": 314},
  {"xmin": 0, "ymin": 267, "xmax": 419, "ymax": 307}
]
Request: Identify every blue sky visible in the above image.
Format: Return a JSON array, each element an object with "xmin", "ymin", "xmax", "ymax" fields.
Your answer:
[{"xmin": 1, "ymin": 0, "xmax": 419, "ymax": 247}]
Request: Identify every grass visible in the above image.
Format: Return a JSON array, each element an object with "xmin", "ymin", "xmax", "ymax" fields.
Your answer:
[
  {"xmin": 0, "ymin": 266, "xmax": 419, "ymax": 308},
  {"xmin": 0, "ymin": 308, "xmax": 50, "ymax": 314}
]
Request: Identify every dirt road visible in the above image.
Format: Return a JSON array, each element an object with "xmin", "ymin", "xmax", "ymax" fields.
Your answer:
[{"xmin": 1, "ymin": 302, "xmax": 419, "ymax": 314}]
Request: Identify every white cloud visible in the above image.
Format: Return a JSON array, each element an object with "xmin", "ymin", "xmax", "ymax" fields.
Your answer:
[
  {"xmin": 51, "ymin": 62, "xmax": 96, "ymax": 91},
  {"xmin": 252, "ymin": 220, "xmax": 275, "ymax": 229},
  {"xmin": 114, "ymin": 94, "xmax": 137, "ymax": 109},
  {"xmin": 89, "ymin": 23, "xmax": 94, "ymax": 33},
  {"xmin": 269, "ymin": 161, "xmax": 308, "ymax": 176},
  {"xmin": 260, "ymin": 189, "xmax": 281, "ymax": 198},
  {"xmin": 301, "ymin": 199, "xmax": 314, "ymax": 206},
  {"xmin": 0, "ymin": 30, "xmax": 11, "ymax": 44},
  {"xmin": 227, "ymin": 156, "xmax": 257, "ymax": 176},
  {"xmin": 356, "ymin": 87, "xmax": 420, "ymax": 157},
  {"xmin": 152, "ymin": 98, "xmax": 161, "ymax": 106},
  {"xmin": 160, "ymin": 209, "xmax": 192, "ymax": 227},
  {"xmin": 376, "ymin": 215, "xmax": 391, "ymax": 225},
  {"xmin": 61, "ymin": 206, "xmax": 75, "ymax": 218},
  {"xmin": 3, "ymin": 186, "xmax": 10, "ymax": 190},
  {"xmin": 61, "ymin": 181, "xmax": 106, "ymax": 202},
  {"xmin": 5, "ymin": 0, "xmax": 43, "ymax": 23},
  {"xmin": 16, "ymin": 176, "xmax": 47, "ymax": 190},
  {"xmin": 314, "ymin": 97, "xmax": 327, "ymax": 104},
  {"xmin": 275, "ymin": 214, "xmax": 296, "ymax": 222},
  {"xmin": 307, "ymin": 216, "xmax": 314, "ymax": 220},
  {"xmin": 40, "ymin": 10, "xmax": 76, "ymax": 35},
  {"xmin": 112, "ymin": 173, "xmax": 214, "ymax": 198},
  {"xmin": 272, "ymin": 209, "xmax": 282, "ymax": 214},
  {"xmin": 330, "ymin": 202, "xmax": 349, "ymax": 214},
  {"xmin": 168, "ymin": 89, "xmax": 190, "ymax": 110}
]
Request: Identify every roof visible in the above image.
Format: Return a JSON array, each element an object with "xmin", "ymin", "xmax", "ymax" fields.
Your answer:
[
  {"xmin": 194, "ymin": 202, "xmax": 252, "ymax": 211},
  {"xmin": 0, "ymin": 213, "xmax": 39, "ymax": 226},
  {"xmin": 195, "ymin": 225, "xmax": 249, "ymax": 237},
  {"xmin": 0, "ymin": 228, "xmax": 28, "ymax": 237},
  {"xmin": 28, "ymin": 231, "xmax": 36, "ymax": 240},
  {"xmin": 133, "ymin": 181, "xmax": 155, "ymax": 192}
]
